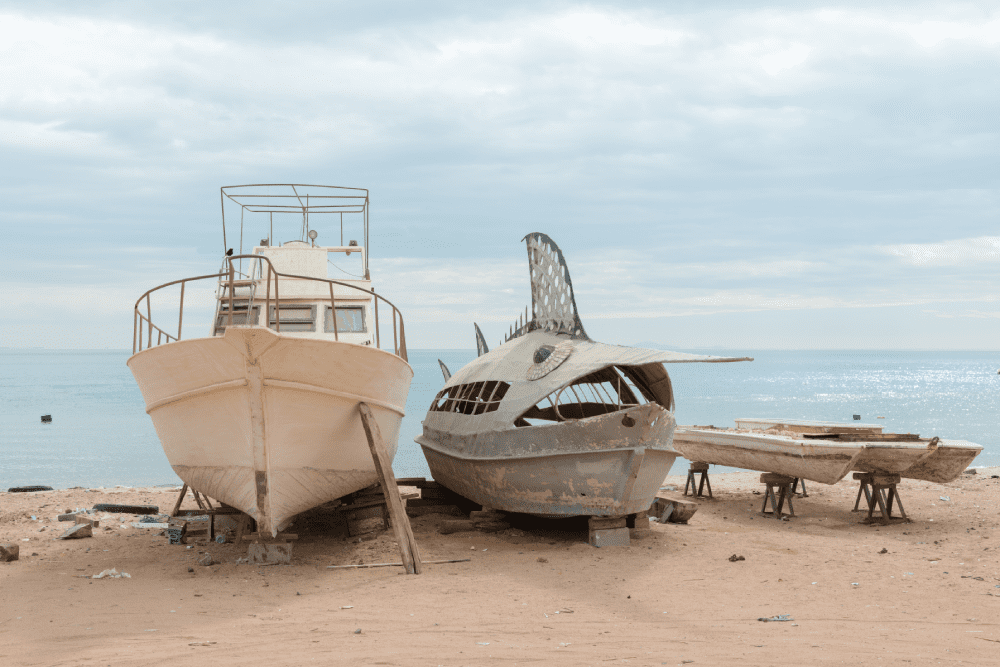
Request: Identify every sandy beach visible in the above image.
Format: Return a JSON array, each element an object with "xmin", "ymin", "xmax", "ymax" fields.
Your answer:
[{"xmin": 2, "ymin": 470, "xmax": 999, "ymax": 666}]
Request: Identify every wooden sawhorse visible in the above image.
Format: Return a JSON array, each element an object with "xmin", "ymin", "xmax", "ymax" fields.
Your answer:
[
  {"xmin": 853, "ymin": 472, "xmax": 907, "ymax": 525},
  {"xmin": 760, "ymin": 473, "xmax": 796, "ymax": 519},
  {"xmin": 685, "ymin": 462, "xmax": 713, "ymax": 498}
]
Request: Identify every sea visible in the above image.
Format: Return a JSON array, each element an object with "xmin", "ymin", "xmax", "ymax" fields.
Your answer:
[{"xmin": 1, "ymin": 349, "xmax": 998, "ymax": 490}]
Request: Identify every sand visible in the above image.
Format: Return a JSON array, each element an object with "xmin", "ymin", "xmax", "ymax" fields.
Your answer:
[{"xmin": 2, "ymin": 470, "xmax": 999, "ymax": 666}]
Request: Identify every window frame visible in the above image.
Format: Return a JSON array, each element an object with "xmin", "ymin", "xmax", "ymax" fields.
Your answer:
[{"xmin": 324, "ymin": 305, "xmax": 367, "ymax": 334}]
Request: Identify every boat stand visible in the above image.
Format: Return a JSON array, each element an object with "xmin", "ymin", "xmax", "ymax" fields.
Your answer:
[
  {"xmin": 853, "ymin": 472, "xmax": 908, "ymax": 525},
  {"xmin": 760, "ymin": 473, "xmax": 795, "ymax": 519},
  {"xmin": 170, "ymin": 483, "xmax": 213, "ymax": 516},
  {"xmin": 791, "ymin": 477, "xmax": 808, "ymax": 497},
  {"xmin": 685, "ymin": 462, "xmax": 713, "ymax": 498}
]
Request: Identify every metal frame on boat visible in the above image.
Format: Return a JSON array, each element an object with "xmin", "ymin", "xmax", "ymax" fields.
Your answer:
[{"xmin": 417, "ymin": 233, "xmax": 752, "ymax": 519}]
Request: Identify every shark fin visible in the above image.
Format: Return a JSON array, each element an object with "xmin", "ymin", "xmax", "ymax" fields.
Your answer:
[
  {"xmin": 474, "ymin": 323, "xmax": 489, "ymax": 357},
  {"xmin": 522, "ymin": 232, "xmax": 588, "ymax": 339}
]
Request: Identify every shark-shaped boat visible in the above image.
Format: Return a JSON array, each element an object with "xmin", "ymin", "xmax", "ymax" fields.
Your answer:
[{"xmin": 416, "ymin": 233, "xmax": 751, "ymax": 518}]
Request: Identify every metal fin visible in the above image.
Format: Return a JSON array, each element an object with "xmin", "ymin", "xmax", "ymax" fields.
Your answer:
[
  {"xmin": 438, "ymin": 359, "xmax": 451, "ymax": 382},
  {"xmin": 474, "ymin": 323, "xmax": 489, "ymax": 357},
  {"xmin": 522, "ymin": 232, "xmax": 588, "ymax": 339}
]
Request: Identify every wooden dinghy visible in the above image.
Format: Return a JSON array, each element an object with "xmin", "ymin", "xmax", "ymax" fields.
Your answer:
[
  {"xmin": 416, "ymin": 233, "xmax": 751, "ymax": 518},
  {"xmin": 673, "ymin": 418, "xmax": 982, "ymax": 485},
  {"xmin": 128, "ymin": 185, "xmax": 412, "ymax": 536}
]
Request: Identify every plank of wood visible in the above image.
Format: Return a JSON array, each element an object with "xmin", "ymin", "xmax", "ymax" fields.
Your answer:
[
  {"xmin": 170, "ymin": 483, "xmax": 188, "ymax": 517},
  {"xmin": 326, "ymin": 558, "xmax": 470, "ymax": 570},
  {"xmin": 358, "ymin": 402, "xmax": 422, "ymax": 575}
]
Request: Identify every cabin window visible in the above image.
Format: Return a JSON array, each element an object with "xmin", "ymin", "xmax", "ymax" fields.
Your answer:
[
  {"xmin": 430, "ymin": 381, "xmax": 510, "ymax": 415},
  {"xmin": 214, "ymin": 305, "xmax": 259, "ymax": 335},
  {"xmin": 514, "ymin": 366, "xmax": 652, "ymax": 427},
  {"xmin": 269, "ymin": 304, "xmax": 316, "ymax": 332},
  {"xmin": 324, "ymin": 306, "xmax": 366, "ymax": 333}
]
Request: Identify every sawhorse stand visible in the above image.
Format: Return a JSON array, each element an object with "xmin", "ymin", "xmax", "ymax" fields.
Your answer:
[
  {"xmin": 792, "ymin": 478, "xmax": 808, "ymax": 497},
  {"xmin": 760, "ymin": 473, "xmax": 795, "ymax": 519},
  {"xmin": 853, "ymin": 472, "xmax": 907, "ymax": 525},
  {"xmin": 685, "ymin": 462, "xmax": 713, "ymax": 498}
]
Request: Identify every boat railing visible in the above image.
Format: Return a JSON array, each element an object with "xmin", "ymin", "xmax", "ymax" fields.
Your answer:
[{"xmin": 132, "ymin": 254, "xmax": 407, "ymax": 361}]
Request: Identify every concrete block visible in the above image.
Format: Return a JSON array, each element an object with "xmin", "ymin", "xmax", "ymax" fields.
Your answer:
[
  {"xmin": 249, "ymin": 542, "xmax": 293, "ymax": 565},
  {"xmin": 589, "ymin": 527, "xmax": 630, "ymax": 548},
  {"xmin": 0, "ymin": 543, "xmax": 19, "ymax": 562},
  {"xmin": 76, "ymin": 515, "xmax": 99, "ymax": 527}
]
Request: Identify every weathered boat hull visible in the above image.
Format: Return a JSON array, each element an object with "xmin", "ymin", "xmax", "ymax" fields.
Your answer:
[
  {"xmin": 417, "ymin": 403, "xmax": 678, "ymax": 517},
  {"xmin": 128, "ymin": 326, "xmax": 412, "ymax": 536},
  {"xmin": 672, "ymin": 430, "xmax": 862, "ymax": 485},
  {"xmin": 853, "ymin": 440, "xmax": 982, "ymax": 483},
  {"xmin": 673, "ymin": 426, "xmax": 982, "ymax": 485}
]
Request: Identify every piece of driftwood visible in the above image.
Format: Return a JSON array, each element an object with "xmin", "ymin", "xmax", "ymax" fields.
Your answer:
[
  {"xmin": 327, "ymin": 558, "xmax": 470, "ymax": 570},
  {"xmin": 650, "ymin": 495, "xmax": 698, "ymax": 524},
  {"xmin": 359, "ymin": 402, "xmax": 422, "ymax": 575}
]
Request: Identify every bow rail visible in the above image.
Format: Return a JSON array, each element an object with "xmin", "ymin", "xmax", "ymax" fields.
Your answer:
[{"xmin": 132, "ymin": 255, "xmax": 407, "ymax": 361}]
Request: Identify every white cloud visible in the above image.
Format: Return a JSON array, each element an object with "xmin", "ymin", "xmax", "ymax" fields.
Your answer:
[
  {"xmin": 760, "ymin": 44, "xmax": 811, "ymax": 76},
  {"xmin": 907, "ymin": 19, "xmax": 1000, "ymax": 48},
  {"xmin": 882, "ymin": 236, "xmax": 1000, "ymax": 266}
]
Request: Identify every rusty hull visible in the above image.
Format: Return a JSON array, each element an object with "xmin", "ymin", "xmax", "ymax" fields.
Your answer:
[{"xmin": 417, "ymin": 402, "xmax": 677, "ymax": 517}]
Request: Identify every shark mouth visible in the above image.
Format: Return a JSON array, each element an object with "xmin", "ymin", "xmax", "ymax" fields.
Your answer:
[{"xmin": 515, "ymin": 363, "xmax": 669, "ymax": 427}]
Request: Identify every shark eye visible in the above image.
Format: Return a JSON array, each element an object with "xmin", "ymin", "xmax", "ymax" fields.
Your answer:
[
  {"xmin": 533, "ymin": 345, "xmax": 555, "ymax": 364},
  {"xmin": 526, "ymin": 341, "xmax": 574, "ymax": 381}
]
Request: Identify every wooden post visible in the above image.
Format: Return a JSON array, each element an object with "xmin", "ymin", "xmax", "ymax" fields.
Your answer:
[
  {"xmin": 357, "ymin": 402, "xmax": 422, "ymax": 574},
  {"xmin": 170, "ymin": 483, "xmax": 188, "ymax": 517}
]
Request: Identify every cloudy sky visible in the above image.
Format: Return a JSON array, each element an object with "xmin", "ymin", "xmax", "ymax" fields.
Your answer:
[{"xmin": 2, "ymin": 1, "xmax": 998, "ymax": 350}]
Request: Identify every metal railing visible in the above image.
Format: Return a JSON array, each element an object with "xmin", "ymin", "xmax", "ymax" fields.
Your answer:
[{"xmin": 132, "ymin": 255, "xmax": 407, "ymax": 361}]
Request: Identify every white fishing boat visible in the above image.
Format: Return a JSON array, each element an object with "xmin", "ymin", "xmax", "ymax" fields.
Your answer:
[
  {"xmin": 417, "ymin": 233, "xmax": 751, "ymax": 518},
  {"xmin": 128, "ymin": 185, "xmax": 412, "ymax": 536},
  {"xmin": 673, "ymin": 418, "xmax": 982, "ymax": 485}
]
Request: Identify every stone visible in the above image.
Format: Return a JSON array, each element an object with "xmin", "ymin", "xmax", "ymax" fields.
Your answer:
[
  {"xmin": 59, "ymin": 523, "xmax": 93, "ymax": 540},
  {"xmin": 248, "ymin": 542, "xmax": 293, "ymax": 565},
  {"xmin": 0, "ymin": 543, "xmax": 19, "ymax": 562},
  {"xmin": 197, "ymin": 554, "xmax": 214, "ymax": 566},
  {"xmin": 76, "ymin": 515, "xmax": 99, "ymax": 527},
  {"xmin": 58, "ymin": 513, "xmax": 79, "ymax": 522}
]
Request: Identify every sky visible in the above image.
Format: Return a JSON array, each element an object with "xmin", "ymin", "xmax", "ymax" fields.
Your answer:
[{"xmin": 1, "ymin": 1, "xmax": 998, "ymax": 350}]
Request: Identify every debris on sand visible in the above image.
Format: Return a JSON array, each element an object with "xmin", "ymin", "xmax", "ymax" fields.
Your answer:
[
  {"xmin": 92, "ymin": 568, "xmax": 131, "ymax": 579},
  {"xmin": 758, "ymin": 615, "xmax": 793, "ymax": 622}
]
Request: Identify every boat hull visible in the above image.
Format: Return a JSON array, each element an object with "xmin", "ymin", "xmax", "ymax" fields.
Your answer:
[
  {"xmin": 673, "ymin": 429, "xmax": 982, "ymax": 485},
  {"xmin": 128, "ymin": 326, "xmax": 412, "ymax": 536},
  {"xmin": 417, "ymin": 403, "xmax": 677, "ymax": 517}
]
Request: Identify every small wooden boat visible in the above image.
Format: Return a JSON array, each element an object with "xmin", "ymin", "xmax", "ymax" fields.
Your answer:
[
  {"xmin": 416, "ymin": 233, "xmax": 751, "ymax": 518},
  {"xmin": 673, "ymin": 418, "xmax": 982, "ymax": 485},
  {"xmin": 128, "ymin": 185, "xmax": 412, "ymax": 536}
]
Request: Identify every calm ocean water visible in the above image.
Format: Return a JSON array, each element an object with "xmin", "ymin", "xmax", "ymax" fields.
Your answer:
[{"xmin": 1, "ymin": 349, "xmax": 997, "ymax": 490}]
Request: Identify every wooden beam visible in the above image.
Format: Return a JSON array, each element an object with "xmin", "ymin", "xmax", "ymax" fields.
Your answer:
[
  {"xmin": 358, "ymin": 402, "xmax": 422, "ymax": 574},
  {"xmin": 170, "ymin": 483, "xmax": 188, "ymax": 517}
]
